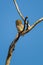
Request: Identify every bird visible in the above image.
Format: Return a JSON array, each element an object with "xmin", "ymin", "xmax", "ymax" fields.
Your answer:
[{"xmin": 16, "ymin": 20, "xmax": 24, "ymax": 33}]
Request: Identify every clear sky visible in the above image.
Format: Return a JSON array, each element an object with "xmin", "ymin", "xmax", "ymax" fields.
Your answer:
[{"xmin": 0, "ymin": 0, "xmax": 43, "ymax": 65}]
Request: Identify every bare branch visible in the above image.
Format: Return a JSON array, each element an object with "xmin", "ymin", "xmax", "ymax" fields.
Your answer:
[
  {"xmin": 21, "ymin": 18, "xmax": 43, "ymax": 35},
  {"xmin": 13, "ymin": 0, "xmax": 24, "ymax": 20},
  {"xmin": 13, "ymin": 0, "xmax": 30, "ymax": 27},
  {"xmin": 5, "ymin": 33, "xmax": 20, "ymax": 65}
]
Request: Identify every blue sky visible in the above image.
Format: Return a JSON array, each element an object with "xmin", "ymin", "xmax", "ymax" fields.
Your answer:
[{"xmin": 0, "ymin": 0, "xmax": 43, "ymax": 65}]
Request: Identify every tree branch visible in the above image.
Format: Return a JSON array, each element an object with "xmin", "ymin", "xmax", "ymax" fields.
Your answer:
[
  {"xmin": 13, "ymin": 0, "xmax": 30, "ymax": 27},
  {"xmin": 21, "ymin": 17, "xmax": 43, "ymax": 35},
  {"xmin": 5, "ymin": 33, "xmax": 20, "ymax": 65}
]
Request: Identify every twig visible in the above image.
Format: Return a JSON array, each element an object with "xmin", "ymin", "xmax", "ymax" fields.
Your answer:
[
  {"xmin": 13, "ymin": 0, "xmax": 30, "ymax": 27},
  {"xmin": 21, "ymin": 18, "xmax": 43, "ymax": 35}
]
